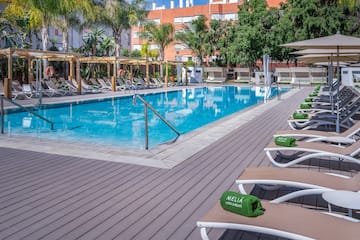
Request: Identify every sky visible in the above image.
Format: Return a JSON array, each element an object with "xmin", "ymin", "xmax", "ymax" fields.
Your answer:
[{"xmin": 147, "ymin": 0, "xmax": 209, "ymax": 9}]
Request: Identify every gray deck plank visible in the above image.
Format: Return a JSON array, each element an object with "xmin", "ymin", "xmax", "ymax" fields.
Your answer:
[
  {"xmin": 124, "ymin": 101, "xmax": 290, "ymax": 240},
  {"xmin": 0, "ymin": 87, "xmax": 318, "ymax": 240}
]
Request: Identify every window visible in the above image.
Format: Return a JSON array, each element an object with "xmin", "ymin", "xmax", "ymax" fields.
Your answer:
[
  {"xmin": 132, "ymin": 44, "xmax": 141, "ymax": 50},
  {"xmin": 174, "ymin": 44, "xmax": 189, "ymax": 51},
  {"xmin": 174, "ymin": 15, "xmax": 200, "ymax": 24},
  {"xmin": 211, "ymin": 13, "xmax": 237, "ymax": 21},
  {"xmin": 150, "ymin": 19, "xmax": 160, "ymax": 25},
  {"xmin": 149, "ymin": 44, "xmax": 159, "ymax": 50}
]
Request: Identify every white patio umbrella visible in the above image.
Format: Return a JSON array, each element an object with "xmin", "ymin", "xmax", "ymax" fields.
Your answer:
[
  {"xmin": 282, "ymin": 32, "xmax": 360, "ymax": 133},
  {"xmin": 297, "ymin": 54, "xmax": 360, "ymax": 64},
  {"xmin": 291, "ymin": 48, "xmax": 360, "ymax": 55}
]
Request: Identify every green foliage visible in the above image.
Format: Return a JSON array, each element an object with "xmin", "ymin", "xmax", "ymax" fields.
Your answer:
[
  {"xmin": 186, "ymin": 60, "xmax": 195, "ymax": 67},
  {"xmin": 228, "ymin": 0, "xmax": 359, "ymax": 67},
  {"xmin": 100, "ymin": 0, "xmax": 148, "ymax": 57},
  {"xmin": 121, "ymin": 48, "xmax": 130, "ymax": 57},
  {"xmin": 176, "ymin": 15, "xmax": 208, "ymax": 65},
  {"xmin": 99, "ymin": 35, "xmax": 115, "ymax": 56},
  {"xmin": 141, "ymin": 22, "xmax": 174, "ymax": 61},
  {"xmin": 130, "ymin": 49, "xmax": 141, "ymax": 57}
]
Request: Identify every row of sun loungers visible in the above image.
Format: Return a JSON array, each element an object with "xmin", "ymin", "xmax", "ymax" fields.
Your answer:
[
  {"xmin": 197, "ymin": 84, "xmax": 360, "ymax": 239},
  {"xmin": 2, "ymin": 76, "xmax": 169, "ymax": 100}
]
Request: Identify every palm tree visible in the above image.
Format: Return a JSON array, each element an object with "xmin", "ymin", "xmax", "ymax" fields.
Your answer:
[
  {"xmin": 54, "ymin": 0, "xmax": 95, "ymax": 53},
  {"xmin": 141, "ymin": 22, "xmax": 174, "ymax": 78},
  {"xmin": 176, "ymin": 15, "xmax": 208, "ymax": 66},
  {"xmin": 100, "ymin": 35, "xmax": 115, "ymax": 56},
  {"xmin": 24, "ymin": 0, "xmax": 58, "ymax": 51},
  {"xmin": 82, "ymin": 28, "xmax": 105, "ymax": 56},
  {"xmin": 101, "ymin": 0, "xmax": 147, "ymax": 57}
]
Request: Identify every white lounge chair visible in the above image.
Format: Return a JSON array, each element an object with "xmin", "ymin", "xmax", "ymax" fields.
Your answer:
[
  {"xmin": 197, "ymin": 200, "xmax": 359, "ymax": 240},
  {"xmin": 264, "ymin": 139, "xmax": 360, "ymax": 168},
  {"xmin": 236, "ymin": 167, "xmax": 360, "ymax": 203},
  {"xmin": 288, "ymin": 97, "xmax": 360, "ymax": 131},
  {"xmin": 274, "ymin": 120, "xmax": 360, "ymax": 145},
  {"xmin": 12, "ymin": 82, "xmax": 33, "ymax": 100}
]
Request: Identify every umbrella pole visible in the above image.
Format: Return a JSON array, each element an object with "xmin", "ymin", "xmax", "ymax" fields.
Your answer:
[
  {"xmin": 329, "ymin": 57, "xmax": 334, "ymax": 114},
  {"xmin": 336, "ymin": 46, "xmax": 340, "ymax": 133}
]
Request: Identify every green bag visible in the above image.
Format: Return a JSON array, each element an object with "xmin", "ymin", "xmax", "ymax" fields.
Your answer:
[
  {"xmin": 304, "ymin": 98, "xmax": 313, "ymax": 102},
  {"xmin": 309, "ymin": 93, "xmax": 318, "ymax": 97},
  {"xmin": 300, "ymin": 103, "xmax": 311, "ymax": 109},
  {"xmin": 293, "ymin": 112, "xmax": 309, "ymax": 119},
  {"xmin": 220, "ymin": 191, "xmax": 265, "ymax": 217},
  {"xmin": 275, "ymin": 136, "xmax": 296, "ymax": 147}
]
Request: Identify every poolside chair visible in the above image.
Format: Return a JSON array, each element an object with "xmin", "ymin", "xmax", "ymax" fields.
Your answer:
[
  {"xmin": 0, "ymin": 80, "xmax": 4, "ymax": 96},
  {"xmin": 81, "ymin": 79, "xmax": 102, "ymax": 93},
  {"xmin": 300, "ymin": 91, "xmax": 357, "ymax": 114},
  {"xmin": 264, "ymin": 138, "xmax": 360, "ymax": 168},
  {"xmin": 12, "ymin": 82, "xmax": 33, "ymax": 100},
  {"xmin": 97, "ymin": 78, "xmax": 112, "ymax": 91},
  {"xmin": 236, "ymin": 167, "xmax": 360, "ymax": 203},
  {"xmin": 288, "ymin": 97, "xmax": 360, "ymax": 131},
  {"xmin": 274, "ymin": 120, "xmax": 360, "ymax": 145},
  {"xmin": 44, "ymin": 79, "xmax": 72, "ymax": 96},
  {"xmin": 197, "ymin": 200, "xmax": 359, "ymax": 240}
]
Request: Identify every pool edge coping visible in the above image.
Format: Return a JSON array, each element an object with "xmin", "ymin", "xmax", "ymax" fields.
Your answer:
[{"xmin": 0, "ymin": 86, "xmax": 299, "ymax": 169}]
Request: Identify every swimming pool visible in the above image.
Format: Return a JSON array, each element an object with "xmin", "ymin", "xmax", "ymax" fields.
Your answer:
[{"xmin": 4, "ymin": 86, "xmax": 288, "ymax": 149}]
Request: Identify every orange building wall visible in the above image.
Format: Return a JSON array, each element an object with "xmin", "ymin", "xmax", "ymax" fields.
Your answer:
[{"xmin": 131, "ymin": 1, "xmax": 285, "ymax": 61}]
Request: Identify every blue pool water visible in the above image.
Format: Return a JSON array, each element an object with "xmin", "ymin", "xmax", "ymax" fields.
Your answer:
[{"xmin": 4, "ymin": 86, "xmax": 288, "ymax": 149}]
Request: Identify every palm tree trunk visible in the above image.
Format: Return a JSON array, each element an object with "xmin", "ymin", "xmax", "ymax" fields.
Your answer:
[
  {"xmin": 160, "ymin": 48, "xmax": 164, "ymax": 78},
  {"xmin": 62, "ymin": 22, "xmax": 70, "ymax": 78},
  {"xmin": 114, "ymin": 29, "xmax": 122, "ymax": 57},
  {"xmin": 41, "ymin": 20, "xmax": 49, "ymax": 77}
]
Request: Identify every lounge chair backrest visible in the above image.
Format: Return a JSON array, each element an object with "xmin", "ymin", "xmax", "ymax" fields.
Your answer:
[
  {"xmin": 343, "ymin": 120, "xmax": 360, "ymax": 137},
  {"xmin": 22, "ymin": 84, "xmax": 32, "ymax": 93},
  {"xmin": 346, "ymin": 139, "xmax": 360, "ymax": 156},
  {"xmin": 351, "ymin": 173, "xmax": 360, "ymax": 189}
]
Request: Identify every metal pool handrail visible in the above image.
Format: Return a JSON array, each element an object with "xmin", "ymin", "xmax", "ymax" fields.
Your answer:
[
  {"xmin": 135, "ymin": 94, "xmax": 181, "ymax": 150},
  {"xmin": 1, "ymin": 96, "xmax": 54, "ymax": 134}
]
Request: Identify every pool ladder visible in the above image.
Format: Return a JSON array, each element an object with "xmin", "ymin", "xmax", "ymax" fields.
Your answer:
[
  {"xmin": 0, "ymin": 96, "xmax": 54, "ymax": 134},
  {"xmin": 135, "ymin": 95, "xmax": 181, "ymax": 150}
]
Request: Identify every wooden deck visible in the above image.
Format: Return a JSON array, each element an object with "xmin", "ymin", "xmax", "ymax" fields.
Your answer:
[{"xmin": 0, "ymin": 87, "xmax": 341, "ymax": 240}]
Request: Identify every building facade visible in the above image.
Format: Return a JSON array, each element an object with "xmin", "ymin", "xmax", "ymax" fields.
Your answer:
[{"xmin": 131, "ymin": 0, "xmax": 284, "ymax": 62}]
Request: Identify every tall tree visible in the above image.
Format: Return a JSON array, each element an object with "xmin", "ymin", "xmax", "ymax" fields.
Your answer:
[
  {"xmin": 141, "ymin": 22, "xmax": 174, "ymax": 77},
  {"xmin": 283, "ymin": 0, "xmax": 344, "ymax": 40},
  {"xmin": 176, "ymin": 15, "xmax": 208, "ymax": 66},
  {"xmin": 101, "ymin": 0, "xmax": 147, "ymax": 57},
  {"xmin": 2, "ymin": 0, "xmax": 41, "ymax": 48},
  {"xmin": 24, "ymin": 0, "xmax": 58, "ymax": 51},
  {"xmin": 206, "ymin": 20, "xmax": 237, "ymax": 67},
  {"xmin": 233, "ymin": 0, "xmax": 269, "ymax": 69},
  {"xmin": 54, "ymin": 0, "xmax": 95, "ymax": 53},
  {"xmin": 337, "ymin": 0, "xmax": 360, "ymax": 34}
]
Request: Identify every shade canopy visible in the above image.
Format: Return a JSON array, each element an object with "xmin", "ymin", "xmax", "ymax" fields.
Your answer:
[
  {"xmin": 297, "ymin": 54, "xmax": 360, "ymax": 64},
  {"xmin": 313, "ymin": 62, "xmax": 349, "ymax": 67},
  {"xmin": 282, "ymin": 33, "xmax": 360, "ymax": 49},
  {"xmin": 282, "ymin": 32, "xmax": 360, "ymax": 134},
  {"xmin": 291, "ymin": 49, "xmax": 360, "ymax": 55}
]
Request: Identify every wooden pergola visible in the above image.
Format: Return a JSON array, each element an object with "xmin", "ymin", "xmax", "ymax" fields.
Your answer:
[
  {"xmin": 0, "ymin": 48, "xmax": 79, "ymax": 98},
  {"xmin": 0, "ymin": 48, "xmax": 187, "ymax": 98}
]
